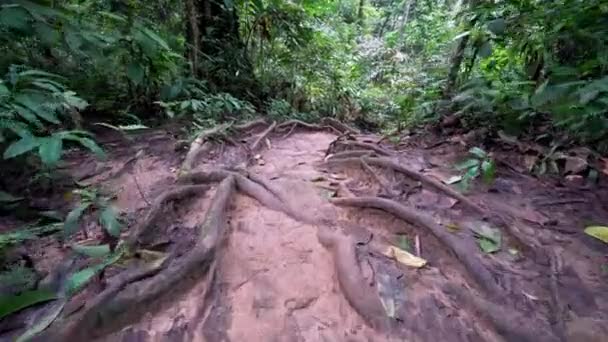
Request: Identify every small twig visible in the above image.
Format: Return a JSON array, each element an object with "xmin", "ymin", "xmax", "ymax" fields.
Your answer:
[
  {"xmin": 280, "ymin": 123, "xmax": 297, "ymax": 139},
  {"xmin": 132, "ymin": 172, "xmax": 151, "ymax": 206},
  {"xmin": 359, "ymin": 157, "xmax": 391, "ymax": 194},
  {"xmin": 251, "ymin": 121, "xmax": 276, "ymax": 151},
  {"xmin": 415, "ymin": 235, "xmax": 421, "ymax": 257},
  {"xmin": 534, "ymin": 198, "xmax": 588, "ymax": 207},
  {"xmin": 550, "ymin": 249, "xmax": 566, "ymax": 339}
]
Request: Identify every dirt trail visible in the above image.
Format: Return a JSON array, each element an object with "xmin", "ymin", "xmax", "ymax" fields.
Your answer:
[{"xmin": 3, "ymin": 121, "xmax": 608, "ymax": 341}]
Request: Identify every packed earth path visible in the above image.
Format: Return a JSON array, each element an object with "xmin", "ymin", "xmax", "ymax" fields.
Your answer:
[{"xmin": 3, "ymin": 119, "xmax": 608, "ymax": 341}]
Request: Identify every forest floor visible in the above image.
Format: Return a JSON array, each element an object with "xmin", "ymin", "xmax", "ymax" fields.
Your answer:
[{"xmin": 2, "ymin": 120, "xmax": 608, "ymax": 341}]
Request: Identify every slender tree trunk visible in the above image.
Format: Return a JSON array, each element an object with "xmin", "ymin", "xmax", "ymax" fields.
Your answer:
[
  {"xmin": 398, "ymin": 0, "xmax": 413, "ymax": 44},
  {"xmin": 358, "ymin": 0, "xmax": 365, "ymax": 25},
  {"xmin": 184, "ymin": 0, "xmax": 200, "ymax": 76},
  {"xmin": 445, "ymin": 34, "xmax": 469, "ymax": 94},
  {"xmin": 444, "ymin": 0, "xmax": 478, "ymax": 95}
]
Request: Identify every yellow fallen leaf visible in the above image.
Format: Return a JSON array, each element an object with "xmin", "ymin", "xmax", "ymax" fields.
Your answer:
[
  {"xmin": 584, "ymin": 226, "xmax": 608, "ymax": 244},
  {"xmin": 445, "ymin": 222, "xmax": 461, "ymax": 232},
  {"xmin": 382, "ymin": 246, "xmax": 427, "ymax": 268}
]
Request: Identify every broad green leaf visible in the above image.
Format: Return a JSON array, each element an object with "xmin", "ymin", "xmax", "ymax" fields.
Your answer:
[
  {"xmin": 18, "ymin": 70, "xmax": 63, "ymax": 79},
  {"xmin": 469, "ymin": 147, "xmax": 487, "ymax": 159},
  {"xmin": 38, "ymin": 136, "xmax": 63, "ymax": 166},
  {"xmin": 3, "ymin": 136, "xmax": 39, "ymax": 159},
  {"xmin": 469, "ymin": 222, "xmax": 501, "ymax": 253},
  {"xmin": 14, "ymin": 94, "xmax": 60, "ymax": 124},
  {"xmin": 15, "ymin": 105, "xmax": 43, "ymax": 128},
  {"xmin": 34, "ymin": 22, "xmax": 61, "ymax": 47},
  {"xmin": 584, "ymin": 226, "xmax": 608, "ymax": 244},
  {"xmin": 64, "ymin": 251, "xmax": 123, "ymax": 295},
  {"xmin": 478, "ymin": 41, "xmax": 493, "ymax": 58},
  {"xmin": 455, "ymin": 158, "xmax": 479, "ymax": 171},
  {"xmin": 126, "ymin": 62, "xmax": 144, "ymax": 85},
  {"xmin": 0, "ymin": 6, "xmax": 31, "ymax": 31},
  {"xmin": 480, "ymin": 160, "xmax": 496, "ymax": 185},
  {"xmin": 63, "ymin": 202, "xmax": 91, "ymax": 237},
  {"xmin": 76, "ymin": 137, "xmax": 105, "ymax": 159},
  {"xmin": 16, "ymin": 299, "xmax": 65, "ymax": 342},
  {"xmin": 0, "ymin": 81, "xmax": 8, "ymax": 96},
  {"xmin": 487, "ymin": 18, "xmax": 506, "ymax": 35},
  {"xmin": 64, "ymin": 265, "xmax": 98, "ymax": 296},
  {"xmin": 99, "ymin": 206, "xmax": 121, "ymax": 237},
  {"xmin": 139, "ymin": 27, "xmax": 170, "ymax": 50},
  {"xmin": 0, "ymin": 289, "xmax": 57, "ymax": 320},
  {"xmin": 0, "ymin": 191, "xmax": 23, "ymax": 202},
  {"xmin": 71, "ymin": 244, "xmax": 111, "ymax": 258}
]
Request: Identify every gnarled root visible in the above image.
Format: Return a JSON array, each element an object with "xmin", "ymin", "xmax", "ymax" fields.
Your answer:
[
  {"xmin": 180, "ymin": 123, "xmax": 231, "ymax": 173},
  {"xmin": 320, "ymin": 117, "xmax": 360, "ymax": 135},
  {"xmin": 181, "ymin": 169, "xmax": 312, "ymax": 223},
  {"xmin": 331, "ymin": 196, "xmax": 502, "ymax": 298},
  {"xmin": 333, "ymin": 141, "xmax": 393, "ymax": 156},
  {"xmin": 317, "ymin": 228, "xmax": 387, "ymax": 331},
  {"xmin": 126, "ymin": 184, "xmax": 210, "ymax": 249},
  {"xmin": 327, "ymin": 157, "xmax": 486, "ymax": 215},
  {"xmin": 250, "ymin": 121, "xmax": 276, "ymax": 151},
  {"xmin": 443, "ymin": 284, "xmax": 560, "ymax": 342},
  {"xmin": 39, "ymin": 177, "xmax": 236, "ymax": 341}
]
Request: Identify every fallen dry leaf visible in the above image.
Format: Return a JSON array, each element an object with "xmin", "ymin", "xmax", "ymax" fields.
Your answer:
[
  {"xmin": 382, "ymin": 245, "xmax": 427, "ymax": 268},
  {"xmin": 563, "ymin": 156, "xmax": 588, "ymax": 175},
  {"xmin": 600, "ymin": 158, "xmax": 608, "ymax": 176}
]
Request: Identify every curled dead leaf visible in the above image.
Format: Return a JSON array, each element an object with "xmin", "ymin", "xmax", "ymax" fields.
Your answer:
[{"xmin": 382, "ymin": 245, "xmax": 427, "ymax": 268}]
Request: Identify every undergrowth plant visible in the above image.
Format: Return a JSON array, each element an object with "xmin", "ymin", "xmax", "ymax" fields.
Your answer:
[{"xmin": 455, "ymin": 147, "xmax": 496, "ymax": 191}]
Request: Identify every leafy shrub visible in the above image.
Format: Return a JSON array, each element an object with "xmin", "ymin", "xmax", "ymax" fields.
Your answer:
[{"xmin": 1, "ymin": 66, "xmax": 104, "ymax": 167}]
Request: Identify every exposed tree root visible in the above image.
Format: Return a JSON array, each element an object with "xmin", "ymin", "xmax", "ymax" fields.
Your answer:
[
  {"xmin": 233, "ymin": 118, "xmax": 267, "ymax": 132},
  {"xmin": 275, "ymin": 119, "xmax": 342, "ymax": 135},
  {"xmin": 327, "ymin": 157, "xmax": 486, "ymax": 214},
  {"xmin": 181, "ymin": 169, "xmax": 312, "ymax": 223},
  {"xmin": 280, "ymin": 123, "xmax": 298, "ymax": 139},
  {"xmin": 250, "ymin": 121, "xmax": 276, "ymax": 151},
  {"xmin": 317, "ymin": 228, "xmax": 387, "ymax": 331},
  {"xmin": 180, "ymin": 123, "xmax": 231, "ymax": 173},
  {"xmin": 320, "ymin": 117, "xmax": 360, "ymax": 134},
  {"xmin": 39, "ymin": 177, "xmax": 236, "ymax": 341},
  {"xmin": 325, "ymin": 149, "xmax": 377, "ymax": 160},
  {"xmin": 126, "ymin": 184, "xmax": 210, "ymax": 249},
  {"xmin": 359, "ymin": 158, "xmax": 391, "ymax": 194},
  {"xmin": 331, "ymin": 196, "xmax": 502, "ymax": 298},
  {"xmin": 443, "ymin": 284, "xmax": 560, "ymax": 342},
  {"xmin": 334, "ymin": 141, "xmax": 393, "ymax": 156}
]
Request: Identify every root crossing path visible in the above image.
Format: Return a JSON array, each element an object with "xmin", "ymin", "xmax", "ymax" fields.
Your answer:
[{"xmin": 26, "ymin": 121, "xmax": 608, "ymax": 341}]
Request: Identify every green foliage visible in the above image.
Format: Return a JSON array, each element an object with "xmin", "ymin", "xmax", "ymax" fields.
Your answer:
[
  {"xmin": 455, "ymin": 147, "xmax": 496, "ymax": 191},
  {"xmin": 449, "ymin": 0, "xmax": 608, "ymax": 147},
  {"xmin": 63, "ymin": 187, "xmax": 122, "ymax": 238},
  {"xmin": 0, "ymin": 223, "xmax": 61, "ymax": 252}
]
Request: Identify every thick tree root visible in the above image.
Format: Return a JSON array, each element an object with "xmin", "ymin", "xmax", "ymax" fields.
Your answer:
[
  {"xmin": 331, "ymin": 196, "xmax": 502, "ymax": 298},
  {"xmin": 233, "ymin": 118, "xmax": 267, "ymax": 132},
  {"xmin": 325, "ymin": 149, "xmax": 377, "ymax": 160},
  {"xmin": 180, "ymin": 123, "xmax": 231, "ymax": 173},
  {"xmin": 317, "ymin": 228, "xmax": 387, "ymax": 331},
  {"xmin": 126, "ymin": 184, "xmax": 210, "ymax": 249},
  {"xmin": 320, "ymin": 117, "xmax": 360, "ymax": 134},
  {"xmin": 443, "ymin": 284, "xmax": 560, "ymax": 342},
  {"xmin": 327, "ymin": 157, "xmax": 486, "ymax": 214},
  {"xmin": 334, "ymin": 141, "xmax": 393, "ymax": 156},
  {"xmin": 250, "ymin": 121, "xmax": 276, "ymax": 151},
  {"xmin": 275, "ymin": 119, "xmax": 342, "ymax": 135},
  {"xmin": 181, "ymin": 169, "xmax": 313, "ymax": 223},
  {"xmin": 39, "ymin": 177, "xmax": 236, "ymax": 341}
]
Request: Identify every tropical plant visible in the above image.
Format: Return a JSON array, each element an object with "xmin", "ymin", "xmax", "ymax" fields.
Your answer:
[{"xmin": 455, "ymin": 147, "xmax": 496, "ymax": 191}]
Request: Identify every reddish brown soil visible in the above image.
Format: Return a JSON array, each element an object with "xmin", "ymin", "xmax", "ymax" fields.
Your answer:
[{"xmin": 2, "ymin": 124, "xmax": 608, "ymax": 342}]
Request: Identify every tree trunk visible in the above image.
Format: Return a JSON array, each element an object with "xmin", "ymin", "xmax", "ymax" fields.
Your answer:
[
  {"xmin": 184, "ymin": 0, "xmax": 200, "ymax": 76},
  {"xmin": 398, "ymin": 0, "xmax": 413, "ymax": 45},
  {"xmin": 445, "ymin": 33, "xmax": 469, "ymax": 94}
]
